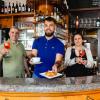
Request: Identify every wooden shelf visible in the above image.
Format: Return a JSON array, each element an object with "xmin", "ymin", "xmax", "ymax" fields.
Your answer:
[
  {"xmin": 70, "ymin": 7, "xmax": 100, "ymax": 12},
  {"xmin": 0, "ymin": 12, "xmax": 35, "ymax": 17}
]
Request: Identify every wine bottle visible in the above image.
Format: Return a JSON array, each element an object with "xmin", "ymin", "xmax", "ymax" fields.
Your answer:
[
  {"xmin": 18, "ymin": 3, "xmax": 21, "ymax": 13},
  {"xmin": 22, "ymin": 4, "xmax": 25, "ymax": 12},
  {"xmin": 8, "ymin": 2, "xmax": 11, "ymax": 13},
  {"xmin": 54, "ymin": 7, "xmax": 57, "ymax": 19},
  {"xmin": 15, "ymin": 2, "xmax": 18, "ymax": 13},
  {"xmin": 56, "ymin": 8, "xmax": 60, "ymax": 22},
  {"xmin": 75, "ymin": 16, "xmax": 79, "ymax": 29},
  {"xmin": 12, "ymin": 3, "xmax": 15, "ymax": 13},
  {"xmin": 96, "ymin": 17, "xmax": 100, "ymax": 27},
  {"xmin": 1, "ymin": 6, "xmax": 4, "ymax": 14},
  {"xmin": 4, "ymin": 4, "xmax": 8, "ymax": 14},
  {"xmin": 27, "ymin": 5, "xmax": 31, "ymax": 12}
]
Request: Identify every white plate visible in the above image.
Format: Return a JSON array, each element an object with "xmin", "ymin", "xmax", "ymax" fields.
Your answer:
[{"xmin": 40, "ymin": 72, "xmax": 62, "ymax": 79}]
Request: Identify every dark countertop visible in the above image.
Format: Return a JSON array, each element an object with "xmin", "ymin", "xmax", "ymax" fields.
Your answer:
[{"xmin": 0, "ymin": 75, "xmax": 100, "ymax": 92}]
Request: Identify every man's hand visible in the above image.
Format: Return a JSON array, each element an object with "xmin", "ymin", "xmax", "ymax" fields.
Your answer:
[
  {"xmin": 0, "ymin": 48, "xmax": 9, "ymax": 56},
  {"xmin": 26, "ymin": 71, "xmax": 31, "ymax": 77},
  {"xmin": 52, "ymin": 65, "xmax": 57, "ymax": 72}
]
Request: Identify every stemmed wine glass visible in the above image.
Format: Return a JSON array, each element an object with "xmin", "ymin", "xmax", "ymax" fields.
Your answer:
[
  {"xmin": 79, "ymin": 50, "xmax": 85, "ymax": 58},
  {"xmin": 4, "ymin": 42, "xmax": 10, "ymax": 57},
  {"xmin": 79, "ymin": 49, "xmax": 86, "ymax": 64}
]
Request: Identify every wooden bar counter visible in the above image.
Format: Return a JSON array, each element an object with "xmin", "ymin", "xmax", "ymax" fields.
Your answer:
[{"xmin": 0, "ymin": 75, "xmax": 100, "ymax": 100}]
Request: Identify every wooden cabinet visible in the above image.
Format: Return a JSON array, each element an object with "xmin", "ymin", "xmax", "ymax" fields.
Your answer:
[
  {"xmin": 0, "ymin": 96, "xmax": 68, "ymax": 100},
  {"xmin": 0, "ymin": 13, "xmax": 34, "ymax": 28},
  {"xmin": 0, "ymin": 90, "xmax": 100, "ymax": 100},
  {"xmin": 87, "ymin": 93, "xmax": 100, "ymax": 100}
]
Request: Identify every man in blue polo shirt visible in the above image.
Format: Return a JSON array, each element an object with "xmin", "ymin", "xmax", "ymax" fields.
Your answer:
[{"xmin": 31, "ymin": 17, "xmax": 65, "ymax": 78}]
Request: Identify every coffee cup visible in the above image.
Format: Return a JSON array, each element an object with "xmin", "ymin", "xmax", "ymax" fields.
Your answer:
[{"xmin": 30, "ymin": 57, "xmax": 40, "ymax": 63}]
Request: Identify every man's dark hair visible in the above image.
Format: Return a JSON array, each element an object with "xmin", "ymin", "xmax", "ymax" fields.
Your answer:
[{"xmin": 44, "ymin": 17, "xmax": 57, "ymax": 24}]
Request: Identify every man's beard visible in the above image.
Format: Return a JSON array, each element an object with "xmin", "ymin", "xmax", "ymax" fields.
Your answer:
[{"xmin": 45, "ymin": 32, "xmax": 54, "ymax": 37}]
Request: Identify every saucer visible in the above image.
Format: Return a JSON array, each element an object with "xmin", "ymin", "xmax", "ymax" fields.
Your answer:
[{"xmin": 30, "ymin": 61, "xmax": 42, "ymax": 65}]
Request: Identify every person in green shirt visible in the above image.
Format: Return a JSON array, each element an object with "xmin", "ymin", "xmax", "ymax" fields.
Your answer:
[{"xmin": 0, "ymin": 26, "xmax": 30, "ymax": 78}]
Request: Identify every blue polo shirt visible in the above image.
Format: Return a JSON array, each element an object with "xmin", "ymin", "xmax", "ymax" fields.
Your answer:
[{"xmin": 32, "ymin": 36, "xmax": 65, "ymax": 77}]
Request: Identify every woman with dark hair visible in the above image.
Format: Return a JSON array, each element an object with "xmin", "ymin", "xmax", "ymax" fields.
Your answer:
[{"xmin": 64, "ymin": 33, "xmax": 94, "ymax": 78}]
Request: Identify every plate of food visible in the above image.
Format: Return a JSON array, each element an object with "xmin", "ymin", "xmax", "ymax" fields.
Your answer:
[{"xmin": 40, "ymin": 71, "xmax": 63, "ymax": 79}]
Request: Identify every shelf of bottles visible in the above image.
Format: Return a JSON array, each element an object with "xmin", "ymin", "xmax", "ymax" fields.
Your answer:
[
  {"xmin": 0, "ymin": 1, "xmax": 31, "ymax": 14},
  {"xmin": 0, "ymin": 1, "xmax": 66, "ymax": 27},
  {"xmin": 70, "ymin": 16, "xmax": 100, "ymax": 29}
]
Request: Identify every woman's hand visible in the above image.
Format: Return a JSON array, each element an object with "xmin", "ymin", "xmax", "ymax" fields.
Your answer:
[
  {"xmin": 81, "ymin": 60, "xmax": 87, "ymax": 65},
  {"xmin": 76, "ymin": 57, "xmax": 87, "ymax": 65},
  {"xmin": 75, "ymin": 57, "xmax": 82, "ymax": 64}
]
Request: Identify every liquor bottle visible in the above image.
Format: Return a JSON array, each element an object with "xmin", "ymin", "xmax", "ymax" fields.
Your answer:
[
  {"xmin": 27, "ymin": 5, "xmax": 31, "ymax": 12},
  {"xmin": 15, "ymin": 2, "xmax": 18, "ymax": 13},
  {"xmin": 56, "ymin": 8, "xmax": 60, "ymax": 22},
  {"xmin": 1, "ymin": 6, "xmax": 4, "ymax": 14},
  {"xmin": 54, "ymin": 7, "xmax": 57, "ymax": 19},
  {"xmin": 75, "ymin": 16, "xmax": 79, "ymax": 29},
  {"xmin": 96, "ymin": 17, "xmax": 100, "ymax": 27},
  {"xmin": 25, "ymin": 4, "xmax": 27, "ymax": 12},
  {"xmin": 8, "ymin": 2, "xmax": 11, "ymax": 13},
  {"xmin": 18, "ymin": 3, "xmax": 21, "ymax": 13},
  {"xmin": 22, "ymin": 4, "xmax": 25, "ymax": 12},
  {"xmin": 24, "ymin": 4, "xmax": 26, "ymax": 12},
  {"xmin": 50, "ymin": 11, "xmax": 54, "ymax": 18},
  {"xmin": 12, "ymin": 3, "xmax": 15, "ymax": 13},
  {"xmin": 4, "ymin": 4, "xmax": 8, "ymax": 14}
]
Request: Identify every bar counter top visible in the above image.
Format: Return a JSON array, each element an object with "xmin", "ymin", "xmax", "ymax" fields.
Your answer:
[{"xmin": 0, "ymin": 75, "xmax": 100, "ymax": 92}]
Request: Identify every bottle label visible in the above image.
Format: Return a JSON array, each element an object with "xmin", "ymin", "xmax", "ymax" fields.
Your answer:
[
  {"xmin": 28, "ymin": 8, "xmax": 31, "ymax": 12},
  {"xmin": 1, "ymin": 7, "xmax": 4, "ymax": 13},
  {"xmin": 22, "ymin": 5, "xmax": 25, "ymax": 12},
  {"xmin": 8, "ymin": 8, "xmax": 11, "ymax": 13},
  {"xmin": 12, "ymin": 8, "xmax": 15, "ymax": 13},
  {"xmin": 96, "ymin": 19, "xmax": 100, "ymax": 27},
  {"xmin": 15, "ymin": 8, "xmax": 18, "ymax": 13},
  {"xmin": 18, "ymin": 7, "xmax": 21, "ymax": 12},
  {"xmin": 5, "ymin": 8, "xmax": 8, "ymax": 13}
]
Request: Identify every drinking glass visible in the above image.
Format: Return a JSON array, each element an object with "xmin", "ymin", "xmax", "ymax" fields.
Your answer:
[
  {"xmin": 4, "ymin": 42, "xmax": 10, "ymax": 57},
  {"xmin": 79, "ymin": 50, "xmax": 85, "ymax": 58}
]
